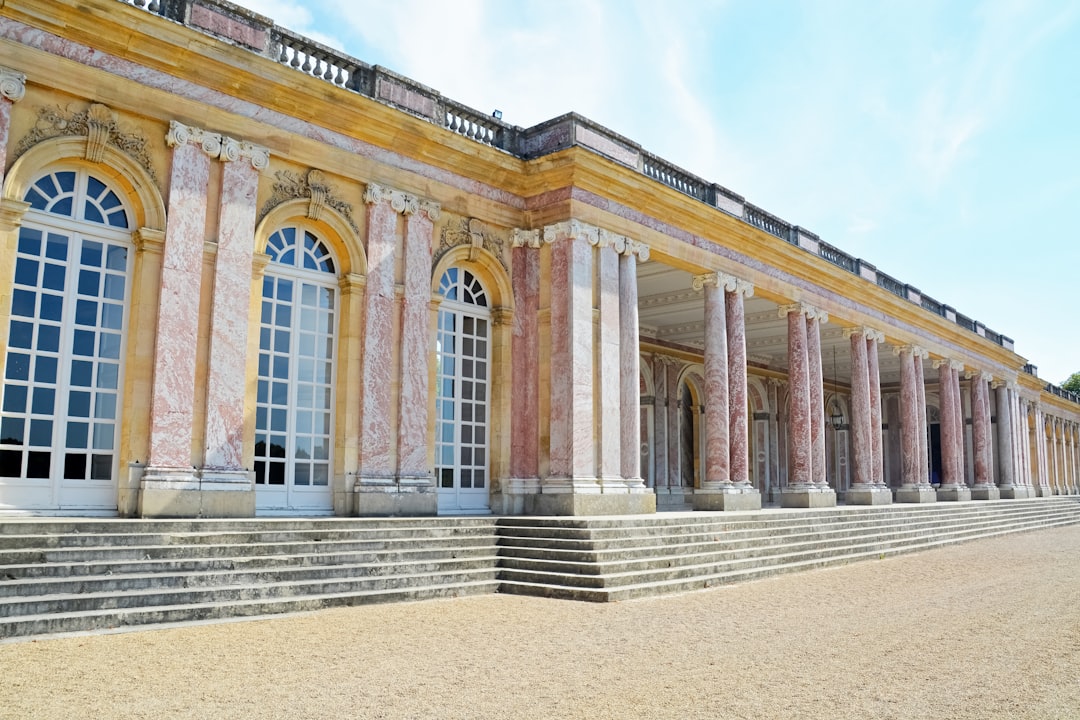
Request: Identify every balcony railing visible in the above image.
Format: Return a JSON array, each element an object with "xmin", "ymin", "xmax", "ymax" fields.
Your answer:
[{"xmin": 119, "ymin": 0, "xmax": 1048, "ymax": 377}]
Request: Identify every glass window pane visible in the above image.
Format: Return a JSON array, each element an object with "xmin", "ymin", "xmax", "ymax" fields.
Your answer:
[
  {"xmin": 1, "ymin": 417, "xmax": 25, "ymax": 445},
  {"xmin": 5, "ymin": 353, "xmax": 30, "ymax": 381},
  {"xmin": 9, "ymin": 321, "xmax": 33, "ymax": 349},
  {"xmin": 66, "ymin": 422, "xmax": 89, "ymax": 449},
  {"xmin": 27, "ymin": 451, "xmax": 50, "ymax": 478},
  {"xmin": 64, "ymin": 453, "xmax": 87, "ymax": 480},
  {"xmin": 92, "ymin": 424, "xmax": 115, "ymax": 450},
  {"xmin": 90, "ymin": 454, "xmax": 112, "ymax": 480},
  {"xmin": 28, "ymin": 419, "xmax": 52, "ymax": 446},
  {"xmin": 35, "ymin": 356, "xmax": 57, "ymax": 384},
  {"xmin": 3, "ymin": 385, "xmax": 27, "ymax": 413}
]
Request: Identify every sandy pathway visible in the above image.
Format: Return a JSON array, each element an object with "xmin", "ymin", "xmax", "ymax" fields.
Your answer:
[{"xmin": 2, "ymin": 525, "xmax": 1078, "ymax": 719}]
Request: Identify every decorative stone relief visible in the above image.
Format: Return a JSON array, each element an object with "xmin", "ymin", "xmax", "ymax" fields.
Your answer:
[
  {"xmin": 259, "ymin": 168, "xmax": 358, "ymax": 232},
  {"xmin": 16, "ymin": 102, "xmax": 157, "ymax": 180},
  {"xmin": 0, "ymin": 68, "xmax": 26, "ymax": 103},
  {"xmin": 435, "ymin": 216, "xmax": 508, "ymax": 271}
]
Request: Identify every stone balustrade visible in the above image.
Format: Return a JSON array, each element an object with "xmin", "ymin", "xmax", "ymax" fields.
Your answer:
[{"xmin": 120, "ymin": 0, "xmax": 1025, "ymax": 365}]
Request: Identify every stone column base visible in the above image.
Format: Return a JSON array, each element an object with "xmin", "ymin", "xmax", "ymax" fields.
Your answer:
[
  {"xmin": 895, "ymin": 486, "xmax": 938, "ymax": 503},
  {"xmin": 530, "ymin": 478, "xmax": 656, "ymax": 516},
  {"xmin": 937, "ymin": 485, "xmax": 972, "ymax": 502},
  {"xmin": 354, "ymin": 475, "xmax": 437, "ymax": 516},
  {"xmin": 999, "ymin": 486, "xmax": 1029, "ymax": 499},
  {"xmin": 780, "ymin": 486, "xmax": 837, "ymax": 508},
  {"xmin": 970, "ymin": 485, "xmax": 1001, "ymax": 501},
  {"xmin": 139, "ymin": 466, "xmax": 254, "ymax": 518},
  {"xmin": 499, "ymin": 477, "xmax": 541, "ymax": 515},
  {"xmin": 846, "ymin": 486, "xmax": 894, "ymax": 505},
  {"xmin": 693, "ymin": 486, "xmax": 762, "ymax": 511}
]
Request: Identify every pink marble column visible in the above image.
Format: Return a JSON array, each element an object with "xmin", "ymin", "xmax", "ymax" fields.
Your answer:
[
  {"xmin": 897, "ymin": 347, "xmax": 920, "ymax": 488},
  {"xmin": 995, "ymin": 383, "xmax": 1015, "ymax": 494},
  {"xmin": 546, "ymin": 224, "xmax": 596, "ymax": 484},
  {"xmin": 866, "ymin": 334, "xmax": 885, "ymax": 488},
  {"xmin": 145, "ymin": 122, "xmax": 218, "ymax": 479},
  {"xmin": 358, "ymin": 183, "xmax": 402, "ymax": 482},
  {"xmin": 509, "ymin": 232, "xmax": 541, "ymax": 482},
  {"xmin": 667, "ymin": 360, "xmax": 682, "ymax": 487},
  {"xmin": 619, "ymin": 242, "xmax": 647, "ymax": 488},
  {"xmin": 969, "ymin": 371, "xmax": 997, "ymax": 499},
  {"xmin": 653, "ymin": 357, "xmax": 669, "ymax": 488},
  {"xmin": 0, "ymin": 68, "xmax": 25, "ymax": 189},
  {"xmin": 397, "ymin": 200, "xmax": 440, "ymax": 482},
  {"xmin": 1050, "ymin": 418, "xmax": 1061, "ymax": 494},
  {"xmin": 596, "ymin": 233, "xmax": 622, "ymax": 484},
  {"xmin": 201, "ymin": 139, "xmax": 269, "ymax": 481},
  {"xmin": 699, "ymin": 277, "xmax": 729, "ymax": 485},
  {"xmin": 936, "ymin": 360, "xmax": 969, "ymax": 499},
  {"xmin": 727, "ymin": 282, "xmax": 752, "ymax": 489},
  {"xmin": 914, "ymin": 352, "xmax": 930, "ymax": 485},
  {"xmin": 847, "ymin": 329, "xmax": 873, "ymax": 489},
  {"xmin": 785, "ymin": 307, "xmax": 812, "ymax": 489},
  {"xmin": 806, "ymin": 313, "xmax": 827, "ymax": 487}
]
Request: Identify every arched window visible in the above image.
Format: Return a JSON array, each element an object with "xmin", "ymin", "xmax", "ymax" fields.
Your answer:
[
  {"xmin": 435, "ymin": 267, "xmax": 490, "ymax": 513},
  {"xmin": 253, "ymin": 226, "xmax": 337, "ymax": 512},
  {"xmin": 1, "ymin": 169, "xmax": 132, "ymax": 510}
]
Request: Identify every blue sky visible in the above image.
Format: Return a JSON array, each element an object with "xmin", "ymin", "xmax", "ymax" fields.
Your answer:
[{"xmin": 245, "ymin": 0, "xmax": 1079, "ymax": 385}]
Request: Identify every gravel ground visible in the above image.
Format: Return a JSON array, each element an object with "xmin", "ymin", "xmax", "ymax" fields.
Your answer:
[{"xmin": 2, "ymin": 525, "xmax": 1078, "ymax": 720}]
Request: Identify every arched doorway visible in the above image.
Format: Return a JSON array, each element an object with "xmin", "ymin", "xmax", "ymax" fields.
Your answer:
[
  {"xmin": 1, "ymin": 168, "xmax": 133, "ymax": 511},
  {"xmin": 253, "ymin": 226, "xmax": 338, "ymax": 513},
  {"xmin": 435, "ymin": 267, "xmax": 491, "ymax": 514}
]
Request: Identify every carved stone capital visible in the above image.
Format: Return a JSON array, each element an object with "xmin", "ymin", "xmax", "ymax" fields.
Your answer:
[
  {"xmin": 543, "ymin": 219, "xmax": 599, "ymax": 246},
  {"xmin": 626, "ymin": 239, "xmax": 650, "ymax": 261},
  {"xmin": 693, "ymin": 271, "xmax": 753, "ymax": 297},
  {"xmin": 418, "ymin": 200, "xmax": 441, "ymax": 222},
  {"xmin": 219, "ymin": 136, "xmax": 270, "ymax": 171},
  {"xmin": 596, "ymin": 228, "xmax": 627, "ymax": 253},
  {"xmin": 0, "ymin": 67, "xmax": 26, "ymax": 103},
  {"xmin": 364, "ymin": 182, "xmax": 416, "ymax": 215},
  {"xmin": 780, "ymin": 302, "xmax": 827, "ymax": 322},
  {"xmin": 845, "ymin": 326, "xmax": 883, "ymax": 342},
  {"xmin": 166, "ymin": 120, "xmax": 222, "ymax": 158},
  {"xmin": 510, "ymin": 228, "xmax": 542, "ymax": 249}
]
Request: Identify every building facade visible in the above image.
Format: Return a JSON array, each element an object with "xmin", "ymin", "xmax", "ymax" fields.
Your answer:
[{"xmin": 1, "ymin": 0, "xmax": 1078, "ymax": 518}]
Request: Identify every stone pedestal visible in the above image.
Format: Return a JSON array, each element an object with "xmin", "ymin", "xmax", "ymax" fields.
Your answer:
[
  {"xmin": 970, "ymin": 486, "xmax": 1001, "ymax": 501},
  {"xmin": 937, "ymin": 485, "xmax": 972, "ymax": 502},
  {"xmin": 895, "ymin": 486, "xmax": 938, "ymax": 503},
  {"xmin": 354, "ymin": 478, "xmax": 437, "ymax": 517},
  {"xmin": 781, "ymin": 486, "xmax": 837, "ymax": 508},
  {"xmin": 693, "ymin": 486, "xmax": 762, "ymax": 511},
  {"xmin": 846, "ymin": 485, "xmax": 893, "ymax": 505},
  {"xmin": 138, "ymin": 467, "xmax": 254, "ymax": 517},
  {"xmin": 998, "ymin": 486, "xmax": 1029, "ymax": 499},
  {"xmin": 529, "ymin": 484, "xmax": 656, "ymax": 516}
]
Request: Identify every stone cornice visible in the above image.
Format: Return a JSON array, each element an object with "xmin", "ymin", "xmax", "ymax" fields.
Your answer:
[{"xmin": 0, "ymin": 66, "xmax": 26, "ymax": 103}]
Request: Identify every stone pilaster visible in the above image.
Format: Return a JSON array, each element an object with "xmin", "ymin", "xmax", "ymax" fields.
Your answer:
[
  {"xmin": 141, "ymin": 122, "xmax": 219, "ymax": 515},
  {"xmin": 535, "ymin": 220, "xmax": 653, "ymax": 515},
  {"xmin": 653, "ymin": 356, "xmax": 669, "ymax": 490},
  {"xmin": 195, "ymin": 137, "xmax": 269, "ymax": 516},
  {"xmin": 396, "ymin": 199, "xmax": 439, "ymax": 491},
  {"xmin": 0, "ymin": 67, "xmax": 26, "ymax": 190},
  {"xmin": 779, "ymin": 303, "xmax": 835, "ymax": 508},
  {"xmin": 505, "ymin": 229, "xmax": 543, "ymax": 510},
  {"xmin": 355, "ymin": 183, "xmax": 435, "ymax": 516}
]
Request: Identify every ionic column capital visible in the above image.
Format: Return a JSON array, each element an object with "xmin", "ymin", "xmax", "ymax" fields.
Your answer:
[
  {"xmin": 165, "ymin": 120, "xmax": 222, "ymax": 158},
  {"xmin": 510, "ymin": 228, "xmax": 543, "ymax": 248},
  {"xmin": 844, "ymin": 325, "xmax": 882, "ymax": 342},
  {"xmin": 964, "ymin": 370, "xmax": 993, "ymax": 383},
  {"xmin": 364, "ymin": 182, "xmax": 417, "ymax": 215},
  {"xmin": 778, "ymin": 302, "xmax": 827, "ymax": 322},
  {"xmin": 415, "ymin": 200, "xmax": 441, "ymax": 222},
  {"xmin": 0, "ymin": 67, "xmax": 26, "ymax": 103},
  {"xmin": 543, "ymin": 219, "xmax": 599, "ymax": 245},
  {"xmin": 218, "ymin": 136, "xmax": 270, "ymax": 171},
  {"xmin": 692, "ymin": 271, "xmax": 753, "ymax": 297},
  {"xmin": 933, "ymin": 358, "xmax": 965, "ymax": 371},
  {"xmin": 891, "ymin": 343, "xmax": 929, "ymax": 359}
]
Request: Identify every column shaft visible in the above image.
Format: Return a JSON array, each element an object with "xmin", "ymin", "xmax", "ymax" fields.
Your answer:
[
  {"xmin": 653, "ymin": 358, "xmax": 668, "ymax": 488},
  {"xmin": 787, "ymin": 312, "xmax": 811, "ymax": 487},
  {"xmin": 867, "ymin": 337, "xmax": 884, "ymax": 487},
  {"xmin": 849, "ymin": 332, "xmax": 872, "ymax": 487},
  {"xmin": 619, "ymin": 252, "xmax": 643, "ymax": 485},
  {"xmin": 704, "ymin": 283, "xmax": 729, "ymax": 484},
  {"xmin": 899, "ymin": 350, "xmax": 919, "ymax": 487},
  {"xmin": 597, "ymin": 244, "xmax": 622, "ymax": 482},
  {"xmin": 510, "ymin": 246, "xmax": 540, "ymax": 480},
  {"xmin": 727, "ymin": 288, "xmax": 750, "ymax": 488},
  {"xmin": 806, "ymin": 315, "xmax": 826, "ymax": 486},
  {"xmin": 915, "ymin": 354, "xmax": 930, "ymax": 484}
]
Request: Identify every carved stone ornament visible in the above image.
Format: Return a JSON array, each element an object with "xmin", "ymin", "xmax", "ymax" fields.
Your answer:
[
  {"xmin": 692, "ymin": 271, "xmax": 753, "ymax": 297},
  {"xmin": 259, "ymin": 168, "xmax": 358, "ymax": 233},
  {"xmin": 435, "ymin": 216, "xmax": 508, "ymax": 271},
  {"xmin": 15, "ymin": 103, "xmax": 157, "ymax": 181},
  {"xmin": 779, "ymin": 302, "xmax": 828, "ymax": 323},
  {"xmin": 0, "ymin": 67, "xmax": 26, "ymax": 103}
]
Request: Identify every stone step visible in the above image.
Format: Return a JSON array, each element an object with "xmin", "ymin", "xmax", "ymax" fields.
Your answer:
[
  {"xmin": 0, "ymin": 553, "xmax": 500, "ymax": 598},
  {"xmin": 0, "ymin": 566, "xmax": 500, "ymax": 622},
  {"xmin": 494, "ymin": 505, "xmax": 1068, "ymax": 552},
  {"xmin": 0, "ymin": 534, "xmax": 499, "ymax": 566},
  {"xmin": 496, "ymin": 509, "xmax": 1080, "ymax": 572},
  {"xmin": 0, "ymin": 544, "xmax": 495, "ymax": 580},
  {"xmin": 0, "ymin": 517, "xmax": 498, "ymax": 536},
  {"xmin": 0, "ymin": 579, "xmax": 499, "ymax": 639},
  {"xmin": 497, "ymin": 515, "xmax": 1071, "ymax": 590}
]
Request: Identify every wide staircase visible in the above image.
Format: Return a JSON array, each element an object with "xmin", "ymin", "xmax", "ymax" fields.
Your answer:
[
  {"xmin": 496, "ymin": 497, "xmax": 1080, "ymax": 601},
  {"xmin": 2, "ymin": 497, "xmax": 1079, "ymax": 640}
]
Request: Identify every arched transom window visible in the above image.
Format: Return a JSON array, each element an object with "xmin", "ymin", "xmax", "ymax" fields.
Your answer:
[
  {"xmin": 435, "ymin": 267, "xmax": 491, "ymax": 514},
  {"xmin": 253, "ymin": 226, "xmax": 337, "ymax": 512},
  {"xmin": 1, "ymin": 169, "xmax": 132, "ymax": 510}
]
